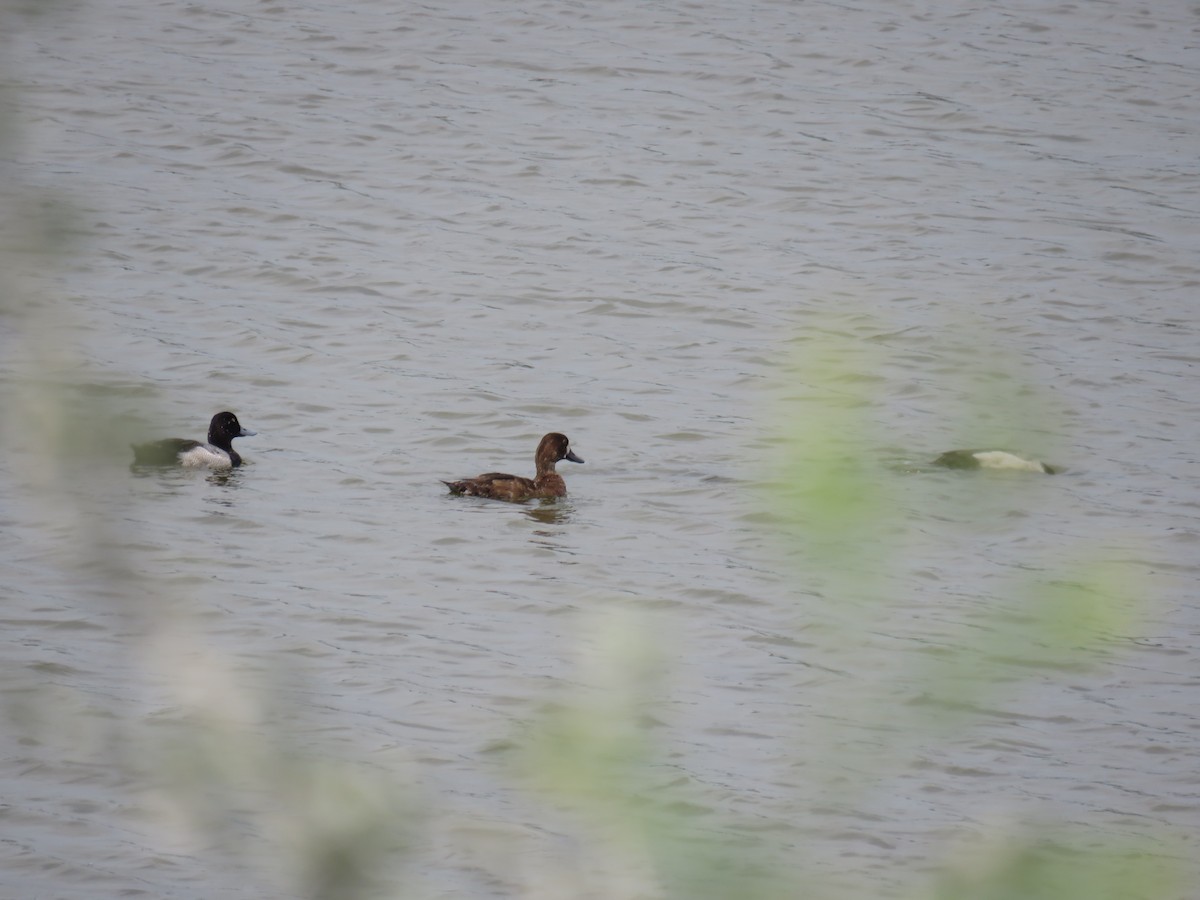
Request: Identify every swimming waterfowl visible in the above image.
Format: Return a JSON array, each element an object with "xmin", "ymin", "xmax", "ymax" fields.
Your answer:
[
  {"xmin": 934, "ymin": 449, "xmax": 1058, "ymax": 474},
  {"xmin": 132, "ymin": 411, "xmax": 256, "ymax": 469},
  {"xmin": 443, "ymin": 432, "xmax": 584, "ymax": 502}
]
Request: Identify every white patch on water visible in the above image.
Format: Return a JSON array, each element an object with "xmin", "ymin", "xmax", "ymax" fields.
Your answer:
[{"xmin": 970, "ymin": 451, "xmax": 1048, "ymax": 473}]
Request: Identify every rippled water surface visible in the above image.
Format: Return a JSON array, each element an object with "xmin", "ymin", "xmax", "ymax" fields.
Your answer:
[{"xmin": 3, "ymin": 0, "xmax": 1198, "ymax": 897}]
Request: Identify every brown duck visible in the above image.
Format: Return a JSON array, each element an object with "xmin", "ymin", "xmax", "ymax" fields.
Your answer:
[{"xmin": 443, "ymin": 432, "xmax": 584, "ymax": 502}]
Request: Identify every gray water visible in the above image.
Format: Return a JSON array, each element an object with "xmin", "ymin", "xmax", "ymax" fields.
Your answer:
[{"xmin": 2, "ymin": 0, "xmax": 1199, "ymax": 897}]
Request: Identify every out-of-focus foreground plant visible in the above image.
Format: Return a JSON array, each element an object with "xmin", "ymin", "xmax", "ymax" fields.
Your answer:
[{"xmin": 514, "ymin": 326, "xmax": 1185, "ymax": 900}]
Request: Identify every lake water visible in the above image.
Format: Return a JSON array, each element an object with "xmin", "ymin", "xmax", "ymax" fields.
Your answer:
[{"xmin": 2, "ymin": 0, "xmax": 1198, "ymax": 897}]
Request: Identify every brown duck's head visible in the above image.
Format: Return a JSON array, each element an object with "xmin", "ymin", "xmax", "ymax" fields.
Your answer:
[{"xmin": 537, "ymin": 432, "xmax": 584, "ymax": 468}]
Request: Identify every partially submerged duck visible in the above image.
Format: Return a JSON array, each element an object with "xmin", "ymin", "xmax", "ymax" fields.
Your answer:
[
  {"xmin": 934, "ymin": 449, "xmax": 1058, "ymax": 474},
  {"xmin": 132, "ymin": 411, "xmax": 256, "ymax": 469},
  {"xmin": 443, "ymin": 432, "xmax": 584, "ymax": 502}
]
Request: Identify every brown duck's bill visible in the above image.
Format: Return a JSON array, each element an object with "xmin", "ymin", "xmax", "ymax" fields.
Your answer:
[{"xmin": 565, "ymin": 450, "xmax": 584, "ymax": 464}]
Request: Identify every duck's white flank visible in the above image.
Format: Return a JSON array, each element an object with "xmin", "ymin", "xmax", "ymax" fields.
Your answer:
[
  {"xmin": 970, "ymin": 451, "xmax": 1047, "ymax": 473},
  {"xmin": 179, "ymin": 444, "xmax": 233, "ymax": 469}
]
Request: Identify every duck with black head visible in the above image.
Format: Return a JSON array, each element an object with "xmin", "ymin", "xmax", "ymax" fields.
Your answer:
[
  {"xmin": 443, "ymin": 432, "xmax": 584, "ymax": 502},
  {"xmin": 131, "ymin": 411, "xmax": 256, "ymax": 469}
]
